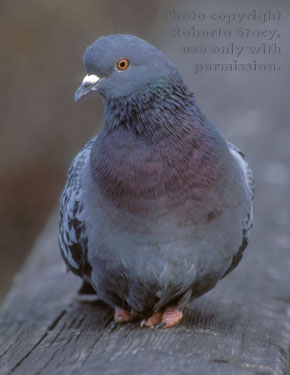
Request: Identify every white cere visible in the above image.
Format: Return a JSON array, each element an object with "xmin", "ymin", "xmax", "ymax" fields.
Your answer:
[{"xmin": 82, "ymin": 74, "xmax": 100, "ymax": 86}]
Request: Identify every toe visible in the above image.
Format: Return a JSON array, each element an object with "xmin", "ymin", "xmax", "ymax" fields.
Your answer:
[
  {"xmin": 144, "ymin": 311, "xmax": 162, "ymax": 327},
  {"xmin": 114, "ymin": 308, "xmax": 134, "ymax": 323},
  {"xmin": 160, "ymin": 307, "xmax": 183, "ymax": 328}
]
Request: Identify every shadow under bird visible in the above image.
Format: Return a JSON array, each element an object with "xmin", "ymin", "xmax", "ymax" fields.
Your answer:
[{"xmin": 59, "ymin": 34, "xmax": 254, "ymax": 328}]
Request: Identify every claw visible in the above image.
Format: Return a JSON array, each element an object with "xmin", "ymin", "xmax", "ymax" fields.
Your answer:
[{"xmin": 156, "ymin": 321, "xmax": 167, "ymax": 328}]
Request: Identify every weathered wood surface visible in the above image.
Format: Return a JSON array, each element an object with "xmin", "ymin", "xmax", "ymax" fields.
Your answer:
[{"xmin": 0, "ymin": 210, "xmax": 290, "ymax": 375}]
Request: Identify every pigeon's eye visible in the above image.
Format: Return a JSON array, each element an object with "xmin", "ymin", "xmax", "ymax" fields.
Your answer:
[{"xmin": 116, "ymin": 58, "xmax": 130, "ymax": 71}]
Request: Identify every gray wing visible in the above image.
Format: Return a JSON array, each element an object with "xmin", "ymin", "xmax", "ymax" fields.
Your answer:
[
  {"xmin": 222, "ymin": 142, "xmax": 255, "ymax": 277},
  {"xmin": 59, "ymin": 136, "xmax": 97, "ymax": 282}
]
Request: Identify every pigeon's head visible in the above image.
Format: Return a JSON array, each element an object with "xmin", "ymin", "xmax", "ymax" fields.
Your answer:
[{"xmin": 74, "ymin": 34, "xmax": 181, "ymax": 102}]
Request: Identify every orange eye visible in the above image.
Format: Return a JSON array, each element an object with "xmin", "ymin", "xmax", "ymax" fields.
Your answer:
[{"xmin": 116, "ymin": 58, "xmax": 130, "ymax": 70}]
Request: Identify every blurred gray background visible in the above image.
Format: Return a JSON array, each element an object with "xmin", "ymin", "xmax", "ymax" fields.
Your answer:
[{"xmin": 0, "ymin": 0, "xmax": 289, "ymax": 303}]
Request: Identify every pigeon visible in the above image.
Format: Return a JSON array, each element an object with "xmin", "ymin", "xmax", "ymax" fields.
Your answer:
[{"xmin": 59, "ymin": 34, "xmax": 254, "ymax": 328}]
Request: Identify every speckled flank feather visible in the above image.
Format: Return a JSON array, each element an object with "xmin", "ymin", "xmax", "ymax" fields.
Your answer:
[{"xmin": 59, "ymin": 137, "xmax": 96, "ymax": 281}]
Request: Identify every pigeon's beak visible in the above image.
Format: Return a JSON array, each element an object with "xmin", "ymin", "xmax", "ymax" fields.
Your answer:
[{"xmin": 74, "ymin": 74, "xmax": 100, "ymax": 102}]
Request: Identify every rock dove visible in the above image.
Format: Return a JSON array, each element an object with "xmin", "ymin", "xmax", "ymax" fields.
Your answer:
[{"xmin": 59, "ymin": 34, "xmax": 254, "ymax": 328}]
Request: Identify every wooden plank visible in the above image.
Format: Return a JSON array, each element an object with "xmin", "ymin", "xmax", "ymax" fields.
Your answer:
[{"xmin": 0, "ymin": 210, "xmax": 290, "ymax": 375}]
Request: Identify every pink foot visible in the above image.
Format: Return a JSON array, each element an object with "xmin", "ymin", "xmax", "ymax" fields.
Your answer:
[
  {"xmin": 114, "ymin": 308, "xmax": 134, "ymax": 323},
  {"xmin": 160, "ymin": 307, "xmax": 183, "ymax": 328},
  {"xmin": 143, "ymin": 311, "xmax": 162, "ymax": 327}
]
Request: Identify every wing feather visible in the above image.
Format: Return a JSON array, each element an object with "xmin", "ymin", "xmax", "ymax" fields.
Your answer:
[
  {"xmin": 222, "ymin": 142, "xmax": 255, "ymax": 277},
  {"xmin": 59, "ymin": 137, "xmax": 97, "ymax": 280}
]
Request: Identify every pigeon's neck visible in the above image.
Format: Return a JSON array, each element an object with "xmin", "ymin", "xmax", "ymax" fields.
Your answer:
[{"xmin": 102, "ymin": 77, "xmax": 197, "ymax": 142}]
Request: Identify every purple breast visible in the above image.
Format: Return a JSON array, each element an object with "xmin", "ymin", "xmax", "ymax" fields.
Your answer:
[{"xmin": 92, "ymin": 124, "xmax": 226, "ymax": 216}]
